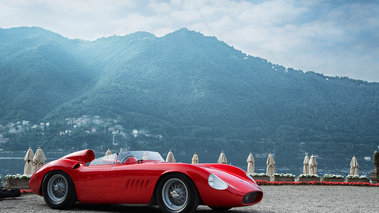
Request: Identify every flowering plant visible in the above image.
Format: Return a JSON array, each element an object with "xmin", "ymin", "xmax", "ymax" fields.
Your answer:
[
  {"xmin": 255, "ymin": 180, "xmax": 379, "ymax": 187},
  {"xmin": 323, "ymin": 174, "xmax": 344, "ymax": 179},
  {"xmin": 346, "ymin": 175, "xmax": 368, "ymax": 179},
  {"xmin": 250, "ymin": 173, "xmax": 269, "ymax": 177},
  {"xmin": 20, "ymin": 189, "xmax": 32, "ymax": 194},
  {"xmin": 273, "ymin": 173, "xmax": 295, "ymax": 177},
  {"xmin": 299, "ymin": 174, "xmax": 319, "ymax": 178},
  {"xmin": 4, "ymin": 174, "xmax": 32, "ymax": 179}
]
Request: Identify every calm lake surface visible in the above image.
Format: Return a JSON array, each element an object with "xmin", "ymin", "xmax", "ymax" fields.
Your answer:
[{"xmin": 0, "ymin": 151, "xmax": 374, "ymax": 183}]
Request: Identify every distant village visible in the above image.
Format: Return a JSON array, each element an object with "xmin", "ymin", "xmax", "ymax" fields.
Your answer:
[{"xmin": 0, "ymin": 115, "xmax": 163, "ymax": 147}]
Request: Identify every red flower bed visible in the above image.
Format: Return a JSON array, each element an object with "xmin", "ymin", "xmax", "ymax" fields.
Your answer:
[
  {"xmin": 255, "ymin": 180, "xmax": 379, "ymax": 187},
  {"xmin": 20, "ymin": 189, "xmax": 32, "ymax": 194}
]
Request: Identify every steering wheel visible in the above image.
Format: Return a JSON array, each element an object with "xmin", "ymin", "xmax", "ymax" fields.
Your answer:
[{"xmin": 121, "ymin": 155, "xmax": 133, "ymax": 163}]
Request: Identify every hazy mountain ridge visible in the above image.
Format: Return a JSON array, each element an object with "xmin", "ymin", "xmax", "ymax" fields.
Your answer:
[
  {"xmin": 0, "ymin": 27, "xmax": 95, "ymax": 121},
  {"xmin": 0, "ymin": 26, "xmax": 378, "ymax": 158}
]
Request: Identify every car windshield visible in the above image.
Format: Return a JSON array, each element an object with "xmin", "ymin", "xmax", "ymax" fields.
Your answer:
[
  {"xmin": 117, "ymin": 151, "xmax": 164, "ymax": 163},
  {"xmin": 88, "ymin": 151, "xmax": 164, "ymax": 166},
  {"xmin": 88, "ymin": 153, "xmax": 117, "ymax": 166}
]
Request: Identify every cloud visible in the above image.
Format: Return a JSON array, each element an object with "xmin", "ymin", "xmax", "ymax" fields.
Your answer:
[{"xmin": 0, "ymin": 0, "xmax": 378, "ymax": 81}]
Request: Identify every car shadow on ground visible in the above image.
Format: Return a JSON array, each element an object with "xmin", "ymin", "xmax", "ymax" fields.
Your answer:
[
  {"xmin": 71, "ymin": 203, "xmax": 261, "ymax": 212},
  {"xmin": 72, "ymin": 203, "xmax": 161, "ymax": 212}
]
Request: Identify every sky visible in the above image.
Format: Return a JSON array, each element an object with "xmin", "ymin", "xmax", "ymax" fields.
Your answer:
[{"xmin": 1, "ymin": 0, "xmax": 378, "ymax": 82}]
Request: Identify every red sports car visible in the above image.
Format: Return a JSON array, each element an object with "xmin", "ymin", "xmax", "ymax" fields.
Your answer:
[{"xmin": 29, "ymin": 149, "xmax": 263, "ymax": 213}]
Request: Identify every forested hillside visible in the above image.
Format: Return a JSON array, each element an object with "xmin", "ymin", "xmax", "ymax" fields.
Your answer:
[{"xmin": 0, "ymin": 27, "xmax": 378, "ymax": 159}]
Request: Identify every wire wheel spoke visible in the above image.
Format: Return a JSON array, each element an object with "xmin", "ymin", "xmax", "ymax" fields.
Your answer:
[
  {"xmin": 169, "ymin": 183, "xmax": 186, "ymax": 206},
  {"xmin": 162, "ymin": 178, "xmax": 189, "ymax": 211},
  {"xmin": 47, "ymin": 174, "xmax": 68, "ymax": 204}
]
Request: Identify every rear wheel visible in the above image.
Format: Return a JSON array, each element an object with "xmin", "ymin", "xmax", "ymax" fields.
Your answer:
[
  {"xmin": 156, "ymin": 173, "xmax": 199, "ymax": 213},
  {"xmin": 42, "ymin": 171, "xmax": 76, "ymax": 209}
]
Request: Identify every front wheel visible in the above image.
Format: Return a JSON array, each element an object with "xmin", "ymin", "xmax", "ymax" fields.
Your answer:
[
  {"xmin": 156, "ymin": 173, "xmax": 199, "ymax": 213},
  {"xmin": 42, "ymin": 171, "xmax": 77, "ymax": 209}
]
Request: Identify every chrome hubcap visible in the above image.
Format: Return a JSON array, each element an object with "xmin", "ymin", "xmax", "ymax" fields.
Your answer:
[{"xmin": 170, "ymin": 190, "xmax": 179, "ymax": 199}]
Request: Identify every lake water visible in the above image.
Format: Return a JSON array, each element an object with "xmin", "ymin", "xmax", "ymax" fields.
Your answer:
[{"xmin": 0, "ymin": 151, "xmax": 375, "ymax": 185}]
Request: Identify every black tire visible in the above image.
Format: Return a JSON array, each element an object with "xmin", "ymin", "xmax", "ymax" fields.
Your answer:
[
  {"xmin": 156, "ymin": 173, "xmax": 199, "ymax": 213},
  {"xmin": 42, "ymin": 171, "xmax": 77, "ymax": 209},
  {"xmin": 209, "ymin": 206, "xmax": 232, "ymax": 212}
]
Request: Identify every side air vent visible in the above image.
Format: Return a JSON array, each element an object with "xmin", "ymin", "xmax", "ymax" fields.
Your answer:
[
  {"xmin": 125, "ymin": 178, "xmax": 150, "ymax": 192},
  {"xmin": 73, "ymin": 163, "xmax": 80, "ymax": 169}
]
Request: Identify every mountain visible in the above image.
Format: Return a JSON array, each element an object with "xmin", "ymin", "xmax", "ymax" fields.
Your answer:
[
  {"xmin": 0, "ymin": 27, "xmax": 378, "ymax": 159},
  {"xmin": 0, "ymin": 27, "xmax": 94, "ymax": 121}
]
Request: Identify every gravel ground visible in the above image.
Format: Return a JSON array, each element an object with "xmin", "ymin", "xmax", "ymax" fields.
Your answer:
[{"xmin": 1, "ymin": 186, "xmax": 379, "ymax": 213}]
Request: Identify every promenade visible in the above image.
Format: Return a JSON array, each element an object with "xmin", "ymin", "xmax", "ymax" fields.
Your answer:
[{"xmin": 1, "ymin": 185, "xmax": 378, "ymax": 213}]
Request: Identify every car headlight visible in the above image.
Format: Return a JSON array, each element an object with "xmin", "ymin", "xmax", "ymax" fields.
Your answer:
[{"xmin": 208, "ymin": 173, "xmax": 228, "ymax": 190}]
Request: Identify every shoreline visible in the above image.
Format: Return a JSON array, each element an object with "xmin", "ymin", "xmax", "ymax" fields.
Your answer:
[{"xmin": 1, "ymin": 151, "xmax": 376, "ymax": 179}]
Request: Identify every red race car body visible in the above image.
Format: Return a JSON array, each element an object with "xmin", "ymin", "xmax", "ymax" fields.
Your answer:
[{"xmin": 30, "ymin": 149, "xmax": 263, "ymax": 213}]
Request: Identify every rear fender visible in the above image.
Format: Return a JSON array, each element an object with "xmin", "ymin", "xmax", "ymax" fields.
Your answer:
[
  {"xmin": 33, "ymin": 159, "xmax": 83, "ymax": 196},
  {"xmin": 60, "ymin": 149, "xmax": 95, "ymax": 164}
]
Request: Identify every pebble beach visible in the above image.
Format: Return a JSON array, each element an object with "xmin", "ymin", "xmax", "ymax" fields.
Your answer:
[{"xmin": 1, "ymin": 185, "xmax": 378, "ymax": 213}]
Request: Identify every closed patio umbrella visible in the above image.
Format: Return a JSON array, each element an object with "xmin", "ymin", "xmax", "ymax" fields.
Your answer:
[
  {"xmin": 247, "ymin": 153, "xmax": 255, "ymax": 174},
  {"xmin": 303, "ymin": 154, "xmax": 310, "ymax": 174},
  {"xmin": 166, "ymin": 150, "xmax": 176, "ymax": 162},
  {"xmin": 266, "ymin": 153, "xmax": 275, "ymax": 177},
  {"xmin": 350, "ymin": 155, "xmax": 359, "ymax": 176},
  {"xmin": 217, "ymin": 151, "xmax": 227, "ymax": 164},
  {"xmin": 192, "ymin": 152, "xmax": 199, "ymax": 164},
  {"xmin": 309, "ymin": 154, "xmax": 318, "ymax": 175},
  {"xmin": 33, "ymin": 147, "xmax": 46, "ymax": 172},
  {"xmin": 105, "ymin": 148, "xmax": 112, "ymax": 156},
  {"xmin": 23, "ymin": 147, "xmax": 34, "ymax": 175}
]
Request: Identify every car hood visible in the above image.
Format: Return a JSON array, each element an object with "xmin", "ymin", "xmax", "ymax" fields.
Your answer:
[{"xmin": 195, "ymin": 163, "xmax": 251, "ymax": 180}]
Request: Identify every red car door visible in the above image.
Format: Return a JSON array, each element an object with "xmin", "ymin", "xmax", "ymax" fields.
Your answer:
[
  {"xmin": 109, "ymin": 163, "xmax": 161, "ymax": 204},
  {"xmin": 77, "ymin": 158, "xmax": 114, "ymax": 203}
]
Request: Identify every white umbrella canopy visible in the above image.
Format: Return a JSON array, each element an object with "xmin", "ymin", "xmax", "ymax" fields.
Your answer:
[
  {"xmin": 303, "ymin": 154, "xmax": 310, "ymax": 174},
  {"xmin": 24, "ymin": 147, "xmax": 34, "ymax": 175},
  {"xmin": 105, "ymin": 148, "xmax": 112, "ymax": 156},
  {"xmin": 217, "ymin": 151, "xmax": 227, "ymax": 164},
  {"xmin": 166, "ymin": 150, "xmax": 176, "ymax": 162},
  {"xmin": 33, "ymin": 147, "xmax": 46, "ymax": 172},
  {"xmin": 266, "ymin": 153, "xmax": 275, "ymax": 177},
  {"xmin": 309, "ymin": 155, "xmax": 318, "ymax": 175},
  {"xmin": 247, "ymin": 153, "xmax": 255, "ymax": 174},
  {"xmin": 192, "ymin": 152, "xmax": 199, "ymax": 164},
  {"xmin": 350, "ymin": 155, "xmax": 359, "ymax": 176}
]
